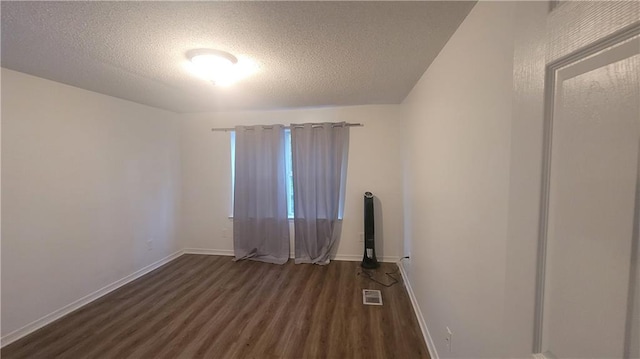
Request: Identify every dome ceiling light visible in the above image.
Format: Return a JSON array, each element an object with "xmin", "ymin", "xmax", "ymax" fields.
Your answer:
[{"xmin": 186, "ymin": 49, "xmax": 255, "ymax": 87}]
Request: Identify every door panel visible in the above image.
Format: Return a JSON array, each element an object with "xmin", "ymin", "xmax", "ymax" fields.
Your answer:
[{"xmin": 542, "ymin": 45, "xmax": 639, "ymax": 358}]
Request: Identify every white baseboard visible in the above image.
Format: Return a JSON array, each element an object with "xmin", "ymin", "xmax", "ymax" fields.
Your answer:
[
  {"xmin": 334, "ymin": 253, "xmax": 400, "ymax": 263},
  {"xmin": 183, "ymin": 248, "xmax": 234, "ymax": 256},
  {"xmin": 0, "ymin": 250, "xmax": 184, "ymax": 348},
  {"xmin": 398, "ymin": 261, "xmax": 439, "ymax": 359},
  {"xmin": 183, "ymin": 249, "xmax": 399, "ymax": 263}
]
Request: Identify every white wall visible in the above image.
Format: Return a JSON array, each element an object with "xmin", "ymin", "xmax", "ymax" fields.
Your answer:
[
  {"xmin": 401, "ymin": 2, "xmax": 517, "ymax": 358},
  {"xmin": 1, "ymin": 69, "xmax": 182, "ymax": 337},
  {"xmin": 180, "ymin": 105, "xmax": 404, "ymax": 261}
]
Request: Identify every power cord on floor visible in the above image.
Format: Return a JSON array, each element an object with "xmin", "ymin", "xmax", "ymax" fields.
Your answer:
[{"xmin": 357, "ymin": 256, "xmax": 410, "ymax": 288}]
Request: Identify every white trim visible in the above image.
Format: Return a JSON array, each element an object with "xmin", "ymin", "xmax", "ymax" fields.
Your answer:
[
  {"xmin": 333, "ymin": 253, "xmax": 400, "ymax": 263},
  {"xmin": 0, "ymin": 250, "xmax": 184, "ymax": 348},
  {"xmin": 398, "ymin": 261, "xmax": 439, "ymax": 359},
  {"xmin": 183, "ymin": 248, "xmax": 234, "ymax": 256},
  {"xmin": 183, "ymin": 249, "xmax": 399, "ymax": 263}
]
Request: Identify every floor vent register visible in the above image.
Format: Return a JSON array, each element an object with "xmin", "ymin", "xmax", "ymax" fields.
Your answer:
[{"xmin": 362, "ymin": 289, "xmax": 383, "ymax": 306}]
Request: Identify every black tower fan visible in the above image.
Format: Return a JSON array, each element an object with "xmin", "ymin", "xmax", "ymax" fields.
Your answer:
[{"xmin": 361, "ymin": 192, "xmax": 380, "ymax": 269}]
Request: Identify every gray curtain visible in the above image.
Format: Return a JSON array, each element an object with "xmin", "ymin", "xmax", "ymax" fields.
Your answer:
[
  {"xmin": 233, "ymin": 125, "xmax": 290, "ymax": 264},
  {"xmin": 292, "ymin": 122, "xmax": 349, "ymax": 264}
]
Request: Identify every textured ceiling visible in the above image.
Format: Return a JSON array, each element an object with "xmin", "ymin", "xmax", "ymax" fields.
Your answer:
[{"xmin": 1, "ymin": 1, "xmax": 475, "ymax": 113}]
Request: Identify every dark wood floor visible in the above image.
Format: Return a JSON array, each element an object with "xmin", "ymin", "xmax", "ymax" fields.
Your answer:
[{"xmin": 2, "ymin": 255, "xmax": 429, "ymax": 359}]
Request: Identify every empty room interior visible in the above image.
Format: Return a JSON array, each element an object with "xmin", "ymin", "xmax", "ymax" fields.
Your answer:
[{"xmin": 1, "ymin": 1, "xmax": 639, "ymax": 359}]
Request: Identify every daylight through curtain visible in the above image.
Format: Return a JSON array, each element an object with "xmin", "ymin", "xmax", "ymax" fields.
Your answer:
[
  {"xmin": 291, "ymin": 122, "xmax": 349, "ymax": 264},
  {"xmin": 233, "ymin": 125, "xmax": 290, "ymax": 264}
]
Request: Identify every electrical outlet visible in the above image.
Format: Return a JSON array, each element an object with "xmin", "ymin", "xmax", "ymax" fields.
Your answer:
[
  {"xmin": 146, "ymin": 238, "xmax": 153, "ymax": 251},
  {"xmin": 222, "ymin": 228, "xmax": 229, "ymax": 239},
  {"xmin": 445, "ymin": 327, "xmax": 453, "ymax": 352},
  {"xmin": 358, "ymin": 232, "xmax": 364, "ymax": 243}
]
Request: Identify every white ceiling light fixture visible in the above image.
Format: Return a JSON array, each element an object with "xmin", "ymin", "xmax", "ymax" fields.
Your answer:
[{"xmin": 186, "ymin": 48, "xmax": 255, "ymax": 87}]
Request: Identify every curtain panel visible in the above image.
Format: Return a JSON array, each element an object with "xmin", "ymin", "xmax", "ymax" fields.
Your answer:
[
  {"xmin": 291, "ymin": 122, "xmax": 349, "ymax": 264},
  {"xmin": 233, "ymin": 125, "xmax": 290, "ymax": 264}
]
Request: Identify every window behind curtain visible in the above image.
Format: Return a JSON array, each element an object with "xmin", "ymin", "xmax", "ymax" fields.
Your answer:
[{"xmin": 231, "ymin": 130, "xmax": 294, "ymax": 218}]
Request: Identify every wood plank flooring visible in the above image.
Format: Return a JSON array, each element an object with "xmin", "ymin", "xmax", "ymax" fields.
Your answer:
[{"xmin": 2, "ymin": 255, "xmax": 429, "ymax": 359}]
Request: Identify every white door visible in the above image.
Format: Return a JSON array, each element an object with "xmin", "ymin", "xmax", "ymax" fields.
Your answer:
[{"xmin": 536, "ymin": 2, "xmax": 640, "ymax": 359}]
